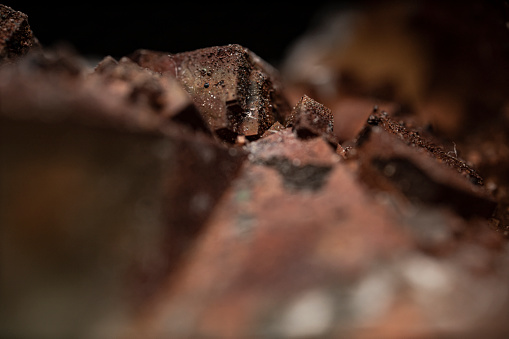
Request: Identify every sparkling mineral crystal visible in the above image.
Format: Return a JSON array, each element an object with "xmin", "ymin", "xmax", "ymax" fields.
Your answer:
[
  {"xmin": 286, "ymin": 94, "xmax": 338, "ymax": 147},
  {"xmin": 131, "ymin": 44, "xmax": 290, "ymax": 143}
]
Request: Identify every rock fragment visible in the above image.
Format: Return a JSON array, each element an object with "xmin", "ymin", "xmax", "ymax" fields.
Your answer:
[
  {"xmin": 351, "ymin": 109, "xmax": 496, "ymax": 219},
  {"xmin": 129, "ymin": 49, "xmax": 176, "ymax": 74},
  {"xmin": 0, "ymin": 48, "xmax": 158, "ymax": 131},
  {"xmin": 131, "ymin": 44, "xmax": 291, "ymax": 143},
  {"xmin": 246, "ymin": 129, "xmax": 339, "ymax": 191},
  {"xmin": 0, "ymin": 4, "xmax": 39, "ymax": 63},
  {"xmin": 93, "ymin": 55, "xmax": 210, "ymax": 135},
  {"xmin": 286, "ymin": 94, "xmax": 337, "ymax": 147}
]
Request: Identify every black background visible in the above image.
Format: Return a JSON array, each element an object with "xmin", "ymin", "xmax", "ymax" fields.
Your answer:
[{"xmin": 3, "ymin": 2, "xmax": 348, "ymax": 66}]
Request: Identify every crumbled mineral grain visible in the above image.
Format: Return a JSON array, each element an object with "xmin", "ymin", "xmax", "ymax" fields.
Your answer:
[{"xmin": 0, "ymin": 4, "xmax": 39, "ymax": 62}]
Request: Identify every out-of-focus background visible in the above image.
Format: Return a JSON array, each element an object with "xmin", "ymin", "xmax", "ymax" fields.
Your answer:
[
  {"xmin": 7, "ymin": 1, "xmax": 508, "ymax": 134},
  {"xmin": 0, "ymin": 1, "xmax": 343, "ymax": 65}
]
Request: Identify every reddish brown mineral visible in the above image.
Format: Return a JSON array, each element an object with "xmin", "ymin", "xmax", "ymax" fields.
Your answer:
[
  {"xmin": 0, "ymin": 44, "xmax": 245, "ymax": 338},
  {"xmin": 93, "ymin": 55, "xmax": 211, "ymax": 135},
  {"xmin": 355, "ymin": 108, "xmax": 484, "ymax": 185},
  {"xmin": 1, "ymin": 3, "xmax": 509, "ymax": 339},
  {"xmin": 350, "ymin": 109, "xmax": 496, "ymax": 219},
  {"xmin": 285, "ymin": 94, "xmax": 338, "ymax": 148},
  {"xmin": 131, "ymin": 44, "xmax": 291, "ymax": 143}
]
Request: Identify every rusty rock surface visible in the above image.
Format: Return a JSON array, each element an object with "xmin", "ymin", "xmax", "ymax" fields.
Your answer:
[
  {"xmin": 0, "ymin": 45, "xmax": 246, "ymax": 339},
  {"xmin": 359, "ymin": 108, "xmax": 484, "ymax": 185},
  {"xmin": 346, "ymin": 108, "xmax": 496, "ymax": 220},
  {"xmin": 2, "ymin": 4, "xmax": 509, "ymax": 339},
  {"xmin": 285, "ymin": 95, "xmax": 338, "ymax": 148},
  {"xmin": 93, "ymin": 55, "xmax": 211, "ymax": 136},
  {"xmin": 130, "ymin": 128, "xmax": 412, "ymax": 338},
  {"xmin": 0, "ymin": 48, "xmax": 158, "ymax": 132},
  {"xmin": 131, "ymin": 44, "xmax": 291, "ymax": 143},
  {"xmin": 129, "ymin": 124, "xmax": 509, "ymax": 339}
]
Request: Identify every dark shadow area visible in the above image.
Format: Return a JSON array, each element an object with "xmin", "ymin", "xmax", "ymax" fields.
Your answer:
[{"xmin": 1, "ymin": 1, "xmax": 348, "ymax": 65}]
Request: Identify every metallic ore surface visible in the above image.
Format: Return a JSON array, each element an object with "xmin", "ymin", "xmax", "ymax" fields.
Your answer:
[{"xmin": 131, "ymin": 45, "xmax": 291, "ymax": 142}]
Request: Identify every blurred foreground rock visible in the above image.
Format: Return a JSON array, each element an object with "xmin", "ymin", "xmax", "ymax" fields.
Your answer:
[
  {"xmin": 129, "ymin": 106, "xmax": 508, "ymax": 339},
  {"xmin": 0, "ymin": 46, "xmax": 245, "ymax": 338}
]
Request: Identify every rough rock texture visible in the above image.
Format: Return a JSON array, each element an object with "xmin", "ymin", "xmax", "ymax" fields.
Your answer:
[
  {"xmin": 286, "ymin": 94, "xmax": 338, "ymax": 148},
  {"xmin": 350, "ymin": 109, "xmax": 496, "ymax": 219},
  {"xmin": 93, "ymin": 55, "xmax": 211, "ymax": 135},
  {"xmin": 131, "ymin": 44, "xmax": 291, "ymax": 143},
  {"xmin": 1, "ymin": 3, "xmax": 509, "ymax": 339},
  {"xmin": 0, "ymin": 4, "xmax": 39, "ymax": 62}
]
